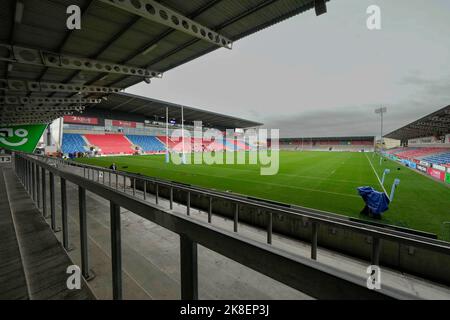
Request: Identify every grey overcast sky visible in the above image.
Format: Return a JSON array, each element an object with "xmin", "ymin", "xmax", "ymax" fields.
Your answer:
[{"xmin": 127, "ymin": 0, "xmax": 450, "ymax": 138}]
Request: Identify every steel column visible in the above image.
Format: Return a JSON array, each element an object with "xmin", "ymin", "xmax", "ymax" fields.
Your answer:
[
  {"xmin": 170, "ymin": 187, "xmax": 173, "ymax": 210},
  {"xmin": 42, "ymin": 167, "xmax": 47, "ymax": 217},
  {"xmin": 311, "ymin": 222, "xmax": 319, "ymax": 260},
  {"xmin": 234, "ymin": 203, "xmax": 239, "ymax": 232},
  {"xmin": 180, "ymin": 234, "xmax": 198, "ymax": 300},
  {"xmin": 110, "ymin": 201, "xmax": 123, "ymax": 300},
  {"xmin": 78, "ymin": 187, "xmax": 91, "ymax": 279},
  {"xmin": 36, "ymin": 163, "xmax": 41, "ymax": 208},
  {"xmin": 371, "ymin": 237, "xmax": 382, "ymax": 266},
  {"xmin": 186, "ymin": 191, "xmax": 190, "ymax": 215},
  {"xmin": 31, "ymin": 162, "xmax": 36, "ymax": 201},
  {"xmin": 267, "ymin": 212, "xmax": 273, "ymax": 245},
  {"xmin": 49, "ymin": 172, "xmax": 58, "ymax": 231},
  {"xmin": 208, "ymin": 197, "xmax": 212, "ymax": 223},
  {"xmin": 143, "ymin": 180, "xmax": 147, "ymax": 200},
  {"xmin": 61, "ymin": 177, "xmax": 70, "ymax": 250}
]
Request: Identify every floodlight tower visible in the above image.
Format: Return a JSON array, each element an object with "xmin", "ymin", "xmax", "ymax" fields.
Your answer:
[{"xmin": 375, "ymin": 107, "xmax": 387, "ymax": 152}]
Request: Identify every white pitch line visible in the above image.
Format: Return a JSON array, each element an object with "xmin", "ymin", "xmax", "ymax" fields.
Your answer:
[{"xmin": 365, "ymin": 153, "xmax": 388, "ymax": 195}]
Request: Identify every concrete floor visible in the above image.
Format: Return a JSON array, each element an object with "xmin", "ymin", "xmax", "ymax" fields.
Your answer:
[{"xmin": 37, "ymin": 161, "xmax": 450, "ymax": 300}]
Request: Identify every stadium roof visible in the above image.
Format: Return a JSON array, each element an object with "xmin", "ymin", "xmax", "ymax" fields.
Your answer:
[
  {"xmin": 0, "ymin": 0, "xmax": 329, "ymax": 125},
  {"xmin": 88, "ymin": 92, "xmax": 262, "ymax": 129},
  {"xmin": 384, "ymin": 105, "xmax": 450, "ymax": 140}
]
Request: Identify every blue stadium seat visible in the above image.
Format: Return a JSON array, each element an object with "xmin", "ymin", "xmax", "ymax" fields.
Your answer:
[
  {"xmin": 223, "ymin": 138, "xmax": 238, "ymax": 151},
  {"xmin": 62, "ymin": 134, "xmax": 87, "ymax": 154},
  {"xmin": 422, "ymin": 152, "xmax": 450, "ymax": 165},
  {"xmin": 127, "ymin": 135, "xmax": 166, "ymax": 153}
]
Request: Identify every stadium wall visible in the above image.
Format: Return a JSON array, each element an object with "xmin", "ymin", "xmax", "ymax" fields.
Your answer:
[{"xmin": 133, "ymin": 180, "xmax": 450, "ymax": 285}]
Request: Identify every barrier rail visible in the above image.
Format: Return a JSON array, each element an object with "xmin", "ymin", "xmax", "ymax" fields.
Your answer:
[
  {"xmin": 41, "ymin": 155, "xmax": 450, "ymax": 257},
  {"xmin": 11, "ymin": 152, "xmax": 422, "ymax": 300}
]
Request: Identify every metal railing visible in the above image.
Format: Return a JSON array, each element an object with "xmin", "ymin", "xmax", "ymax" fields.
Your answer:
[
  {"xmin": 42, "ymin": 155, "xmax": 450, "ymax": 259},
  {"xmin": 12, "ymin": 152, "xmax": 419, "ymax": 300}
]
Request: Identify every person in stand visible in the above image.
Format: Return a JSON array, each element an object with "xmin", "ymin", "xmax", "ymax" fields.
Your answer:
[{"xmin": 109, "ymin": 163, "xmax": 117, "ymax": 171}]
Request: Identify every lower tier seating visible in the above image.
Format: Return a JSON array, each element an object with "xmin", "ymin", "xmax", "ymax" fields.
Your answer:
[
  {"xmin": 61, "ymin": 134, "xmax": 87, "ymax": 154},
  {"xmin": 127, "ymin": 135, "xmax": 166, "ymax": 153},
  {"xmin": 84, "ymin": 134, "xmax": 134, "ymax": 155}
]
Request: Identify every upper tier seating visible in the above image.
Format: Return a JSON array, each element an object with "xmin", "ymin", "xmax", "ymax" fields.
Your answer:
[
  {"xmin": 61, "ymin": 134, "xmax": 86, "ymax": 154},
  {"xmin": 127, "ymin": 135, "xmax": 165, "ymax": 153},
  {"xmin": 84, "ymin": 134, "xmax": 134, "ymax": 155}
]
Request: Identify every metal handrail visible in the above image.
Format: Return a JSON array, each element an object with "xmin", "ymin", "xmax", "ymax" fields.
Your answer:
[
  {"xmin": 37, "ymin": 154, "xmax": 450, "ymax": 257},
  {"xmin": 12, "ymin": 152, "xmax": 418, "ymax": 300}
]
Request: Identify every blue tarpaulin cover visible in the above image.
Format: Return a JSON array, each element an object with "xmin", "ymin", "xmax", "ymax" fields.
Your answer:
[{"xmin": 357, "ymin": 186, "xmax": 390, "ymax": 216}]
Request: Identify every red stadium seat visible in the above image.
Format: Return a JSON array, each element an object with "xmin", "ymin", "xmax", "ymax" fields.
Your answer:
[{"xmin": 84, "ymin": 134, "xmax": 134, "ymax": 155}]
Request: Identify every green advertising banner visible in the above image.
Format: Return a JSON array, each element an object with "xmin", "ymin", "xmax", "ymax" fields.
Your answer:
[
  {"xmin": 0, "ymin": 124, "xmax": 47, "ymax": 153},
  {"xmin": 446, "ymin": 172, "xmax": 450, "ymax": 184}
]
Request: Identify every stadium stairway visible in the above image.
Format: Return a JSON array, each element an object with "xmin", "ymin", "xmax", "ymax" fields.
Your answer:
[{"xmin": 0, "ymin": 165, "xmax": 95, "ymax": 300}]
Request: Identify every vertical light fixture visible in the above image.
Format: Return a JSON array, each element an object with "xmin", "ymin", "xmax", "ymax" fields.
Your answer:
[{"xmin": 375, "ymin": 107, "xmax": 387, "ymax": 152}]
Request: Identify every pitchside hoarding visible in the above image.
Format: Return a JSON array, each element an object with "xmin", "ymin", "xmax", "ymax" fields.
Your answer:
[
  {"xmin": 446, "ymin": 173, "xmax": 450, "ymax": 184},
  {"xmin": 0, "ymin": 124, "xmax": 47, "ymax": 153},
  {"xmin": 427, "ymin": 167, "xmax": 446, "ymax": 181},
  {"xmin": 416, "ymin": 165, "xmax": 427, "ymax": 173}
]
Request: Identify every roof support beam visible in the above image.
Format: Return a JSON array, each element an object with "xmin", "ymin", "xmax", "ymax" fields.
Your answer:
[
  {"xmin": 0, "ymin": 43, "xmax": 163, "ymax": 79},
  {"xmin": 416, "ymin": 122, "xmax": 450, "ymax": 128},
  {"xmin": 0, "ymin": 96, "xmax": 100, "ymax": 105},
  {"xmin": 0, "ymin": 105, "xmax": 83, "ymax": 112},
  {"xmin": 0, "ymin": 79, "xmax": 122, "ymax": 94},
  {"xmin": 408, "ymin": 125, "xmax": 448, "ymax": 132},
  {"xmin": 111, "ymin": 97, "xmax": 136, "ymax": 110},
  {"xmin": 430, "ymin": 116, "xmax": 450, "ymax": 123},
  {"xmin": 101, "ymin": 0, "xmax": 286, "ymax": 89},
  {"xmin": 98, "ymin": 0, "xmax": 232, "ymax": 49}
]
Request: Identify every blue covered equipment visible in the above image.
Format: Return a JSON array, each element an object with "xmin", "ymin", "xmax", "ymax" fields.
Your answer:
[{"xmin": 357, "ymin": 186, "xmax": 390, "ymax": 219}]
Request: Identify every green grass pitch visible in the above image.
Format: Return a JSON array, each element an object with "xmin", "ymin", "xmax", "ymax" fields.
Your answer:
[{"xmin": 75, "ymin": 151, "xmax": 450, "ymax": 240}]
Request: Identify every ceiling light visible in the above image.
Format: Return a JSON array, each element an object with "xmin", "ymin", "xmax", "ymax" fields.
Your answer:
[
  {"xmin": 142, "ymin": 44, "xmax": 158, "ymax": 56},
  {"xmin": 15, "ymin": 2, "xmax": 24, "ymax": 24}
]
